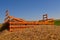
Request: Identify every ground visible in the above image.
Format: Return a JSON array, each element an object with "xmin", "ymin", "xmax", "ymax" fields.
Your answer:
[{"xmin": 0, "ymin": 25, "xmax": 60, "ymax": 40}]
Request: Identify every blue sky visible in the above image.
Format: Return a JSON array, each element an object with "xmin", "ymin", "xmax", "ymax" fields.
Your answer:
[{"xmin": 0, "ymin": 0, "xmax": 60, "ymax": 23}]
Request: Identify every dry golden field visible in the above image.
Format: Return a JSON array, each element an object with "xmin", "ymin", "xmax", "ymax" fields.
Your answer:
[{"xmin": 0, "ymin": 25, "xmax": 60, "ymax": 40}]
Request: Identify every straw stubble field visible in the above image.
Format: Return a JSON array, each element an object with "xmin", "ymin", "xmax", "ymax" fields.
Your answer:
[{"xmin": 0, "ymin": 25, "xmax": 60, "ymax": 40}]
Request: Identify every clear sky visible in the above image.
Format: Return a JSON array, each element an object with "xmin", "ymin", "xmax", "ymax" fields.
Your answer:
[{"xmin": 0, "ymin": 0, "xmax": 60, "ymax": 23}]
